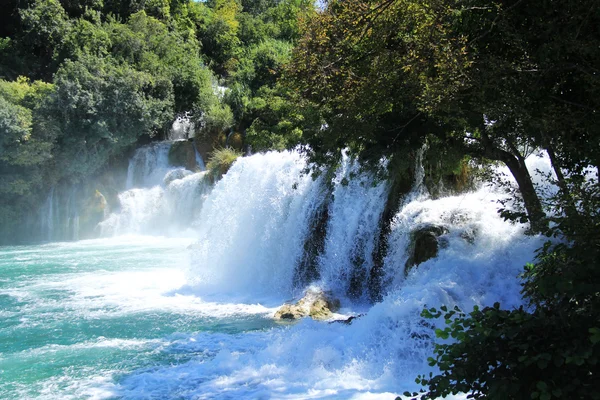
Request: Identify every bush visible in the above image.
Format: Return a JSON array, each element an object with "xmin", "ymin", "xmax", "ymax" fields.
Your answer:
[{"xmin": 206, "ymin": 147, "xmax": 242, "ymax": 180}]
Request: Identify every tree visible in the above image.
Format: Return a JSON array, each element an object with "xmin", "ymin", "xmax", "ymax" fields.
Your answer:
[
  {"xmin": 45, "ymin": 55, "xmax": 174, "ymax": 178},
  {"xmin": 287, "ymin": 0, "xmax": 600, "ymax": 233}
]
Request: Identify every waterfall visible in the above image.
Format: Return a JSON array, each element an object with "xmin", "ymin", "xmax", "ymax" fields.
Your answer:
[
  {"xmin": 317, "ymin": 152, "xmax": 388, "ymax": 300},
  {"xmin": 37, "ymin": 145, "xmax": 547, "ymax": 306},
  {"xmin": 187, "ymin": 151, "xmax": 326, "ymax": 301},
  {"xmin": 125, "ymin": 142, "xmax": 173, "ymax": 189},
  {"xmin": 100, "ymin": 141, "xmax": 210, "ymax": 237},
  {"xmin": 39, "ymin": 185, "xmax": 82, "ymax": 242},
  {"xmin": 168, "ymin": 113, "xmax": 195, "ymax": 141}
]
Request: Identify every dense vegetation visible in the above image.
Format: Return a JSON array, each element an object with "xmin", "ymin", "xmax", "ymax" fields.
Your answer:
[
  {"xmin": 1, "ymin": 0, "xmax": 599, "ymax": 398},
  {"xmin": 0, "ymin": 0, "xmax": 317, "ymax": 241}
]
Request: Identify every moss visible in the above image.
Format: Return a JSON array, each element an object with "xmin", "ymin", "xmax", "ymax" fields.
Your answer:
[{"xmin": 424, "ymin": 137, "xmax": 476, "ymax": 197}]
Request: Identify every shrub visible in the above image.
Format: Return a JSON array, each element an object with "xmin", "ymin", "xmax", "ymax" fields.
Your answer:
[{"xmin": 206, "ymin": 147, "xmax": 242, "ymax": 180}]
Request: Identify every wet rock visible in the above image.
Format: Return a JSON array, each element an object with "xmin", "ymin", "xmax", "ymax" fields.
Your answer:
[
  {"xmin": 330, "ymin": 314, "xmax": 363, "ymax": 325},
  {"xmin": 405, "ymin": 225, "xmax": 449, "ymax": 274},
  {"xmin": 274, "ymin": 303, "xmax": 308, "ymax": 320},
  {"xmin": 274, "ymin": 288, "xmax": 340, "ymax": 321},
  {"xmin": 460, "ymin": 227, "xmax": 477, "ymax": 244},
  {"xmin": 79, "ymin": 190, "xmax": 108, "ymax": 238},
  {"xmin": 168, "ymin": 140, "xmax": 197, "ymax": 171},
  {"xmin": 164, "ymin": 168, "xmax": 193, "ymax": 186}
]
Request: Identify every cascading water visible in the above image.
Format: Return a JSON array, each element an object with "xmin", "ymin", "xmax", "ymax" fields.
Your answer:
[
  {"xmin": 317, "ymin": 152, "xmax": 388, "ymax": 300},
  {"xmin": 168, "ymin": 113, "xmax": 195, "ymax": 141},
  {"xmin": 187, "ymin": 151, "xmax": 328, "ymax": 301},
  {"xmin": 38, "ymin": 184, "xmax": 82, "ymax": 242},
  {"xmin": 125, "ymin": 142, "xmax": 174, "ymax": 189},
  {"xmin": 2, "ymin": 148, "xmax": 551, "ymax": 399},
  {"xmin": 100, "ymin": 141, "xmax": 210, "ymax": 237}
]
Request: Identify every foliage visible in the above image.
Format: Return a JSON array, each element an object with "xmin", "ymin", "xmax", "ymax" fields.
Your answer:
[
  {"xmin": 287, "ymin": 0, "xmax": 599, "ymax": 233},
  {"xmin": 196, "ymin": 102, "xmax": 235, "ymax": 145},
  {"xmin": 405, "ymin": 154, "xmax": 600, "ymax": 400},
  {"xmin": 406, "ymin": 299, "xmax": 600, "ymax": 400},
  {"xmin": 206, "ymin": 147, "xmax": 242, "ymax": 180},
  {"xmin": 47, "ymin": 55, "xmax": 174, "ymax": 179},
  {"xmin": 244, "ymin": 85, "xmax": 321, "ymax": 151}
]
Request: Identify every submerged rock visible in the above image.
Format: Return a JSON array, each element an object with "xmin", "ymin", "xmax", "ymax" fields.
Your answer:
[
  {"xmin": 405, "ymin": 224, "xmax": 449, "ymax": 274},
  {"xmin": 164, "ymin": 168, "xmax": 193, "ymax": 185},
  {"xmin": 274, "ymin": 288, "xmax": 340, "ymax": 321},
  {"xmin": 460, "ymin": 227, "xmax": 478, "ymax": 244}
]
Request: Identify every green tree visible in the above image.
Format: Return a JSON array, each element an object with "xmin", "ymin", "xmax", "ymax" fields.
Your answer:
[
  {"xmin": 45, "ymin": 55, "xmax": 173, "ymax": 178},
  {"xmin": 287, "ymin": 0, "xmax": 599, "ymax": 233}
]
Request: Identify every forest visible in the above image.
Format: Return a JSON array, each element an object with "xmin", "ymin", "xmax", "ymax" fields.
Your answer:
[{"xmin": 1, "ymin": 0, "xmax": 599, "ymax": 398}]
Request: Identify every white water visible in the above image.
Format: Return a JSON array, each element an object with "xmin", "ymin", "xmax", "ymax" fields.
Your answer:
[
  {"xmin": 13, "ymin": 149, "xmax": 550, "ymax": 399},
  {"xmin": 187, "ymin": 151, "xmax": 327, "ymax": 302},
  {"xmin": 318, "ymin": 152, "xmax": 388, "ymax": 299},
  {"xmin": 100, "ymin": 142, "xmax": 210, "ymax": 237},
  {"xmin": 125, "ymin": 142, "xmax": 174, "ymax": 189},
  {"xmin": 168, "ymin": 113, "xmax": 195, "ymax": 141}
]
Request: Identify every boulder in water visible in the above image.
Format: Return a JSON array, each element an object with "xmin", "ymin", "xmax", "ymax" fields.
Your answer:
[
  {"xmin": 405, "ymin": 224, "xmax": 449, "ymax": 274},
  {"xmin": 79, "ymin": 189, "xmax": 108, "ymax": 238},
  {"xmin": 164, "ymin": 168, "xmax": 193, "ymax": 185},
  {"xmin": 274, "ymin": 288, "xmax": 340, "ymax": 321},
  {"xmin": 168, "ymin": 140, "xmax": 197, "ymax": 171}
]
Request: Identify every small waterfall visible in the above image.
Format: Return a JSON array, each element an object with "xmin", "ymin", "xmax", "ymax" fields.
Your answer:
[
  {"xmin": 318, "ymin": 153, "xmax": 388, "ymax": 300},
  {"xmin": 39, "ymin": 185, "xmax": 82, "ymax": 242},
  {"xmin": 126, "ymin": 142, "xmax": 172, "ymax": 189},
  {"xmin": 41, "ymin": 187, "xmax": 55, "ymax": 242},
  {"xmin": 168, "ymin": 113, "xmax": 195, "ymax": 141},
  {"xmin": 100, "ymin": 141, "xmax": 210, "ymax": 237}
]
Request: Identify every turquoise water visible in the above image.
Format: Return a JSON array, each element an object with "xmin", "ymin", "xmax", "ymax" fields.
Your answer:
[{"xmin": 0, "ymin": 237, "xmax": 277, "ymax": 399}]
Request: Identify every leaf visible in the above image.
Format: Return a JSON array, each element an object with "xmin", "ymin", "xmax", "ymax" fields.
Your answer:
[{"xmin": 435, "ymin": 328, "xmax": 449, "ymax": 340}]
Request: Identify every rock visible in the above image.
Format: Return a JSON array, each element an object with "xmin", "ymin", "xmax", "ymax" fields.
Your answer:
[
  {"xmin": 227, "ymin": 132, "xmax": 244, "ymax": 150},
  {"xmin": 330, "ymin": 314, "xmax": 363, "ymax": 325},
  {"xmin": 460, "ymin": 227, "xmax": 477, "ymax": 244},
  {"xmin": 79, "ymin": 190, "xmax": 108, "ymax": 238},
  {"xmin": 168, "ymin": 140, "xmax": 197, "ymax": 171},
  {"xmin": 194, "ymin": 140, "xmax": 213, "ymax": 163},
  {"xmin": 405, "ymin": 224, "xmax": 449, "ymax": 274},
  {"xmin": 274, "ymin": 288, "xmax": 340, "ymax": 321},
  {"xmin": 274, "ymin": 303, "xmax": 308, "ymax": 320},
  {"xmin": 164, "ymin": 168, "xmax": 193, "ymax": 185}
]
